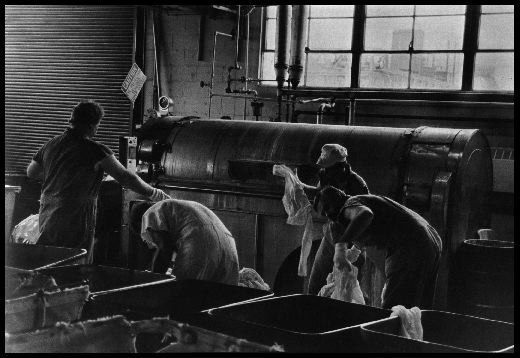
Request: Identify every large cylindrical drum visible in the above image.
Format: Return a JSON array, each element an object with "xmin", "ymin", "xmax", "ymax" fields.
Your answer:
[{"xmin": 450, "ymin": 239, "xmax": 514, "ymax": 322}]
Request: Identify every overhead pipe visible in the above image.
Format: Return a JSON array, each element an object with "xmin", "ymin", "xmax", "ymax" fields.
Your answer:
[{"xmin": 288, "ymin": 5, "xmax": 309, "ymax": 89}]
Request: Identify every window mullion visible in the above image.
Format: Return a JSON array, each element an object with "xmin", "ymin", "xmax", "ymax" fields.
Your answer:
[
  {"xmin": 350, "ymin": 5, "xmax": 365, "ymax": 88},
  {"xmin": 461, "ymin": 5, "xmax": 481, "ymax": 90},
  {"xmin": 407, "ymin": 5, "xmax": 417, "ymax": 89}
]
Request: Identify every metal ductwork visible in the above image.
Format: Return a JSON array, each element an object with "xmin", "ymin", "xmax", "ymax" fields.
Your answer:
[
  {"xmin": 274, "ymin": 5, "xmax": 291, "ymax": 89},
  {"xmin": 124, "ymin": 119, "xmax": 492, "ymax": 311},
  {"xmin": 288, "ymin": 5, "xmax": 310, "ymax": 89}
]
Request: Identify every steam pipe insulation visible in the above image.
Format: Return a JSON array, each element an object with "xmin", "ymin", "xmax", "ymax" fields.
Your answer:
[
  {"xmin": 274, "ymin": 5, "xmax": 291, "ymax": 90},
  {"xmin": 234, "ymin": 5, "xmax": 242, "ymax": 69},
  {"xmin": 288, "ymin": 5, "xmax": 309, "ymax": 89}
]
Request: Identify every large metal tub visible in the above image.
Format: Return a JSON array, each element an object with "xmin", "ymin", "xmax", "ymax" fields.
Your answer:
[
  {"xmin": 202, "ymin": 294, "xmax": 391, "ymax": 352},
  {"xmin": 83, "ymin": 279, "xmax": 273, "ymax": 353},
  {"xmin": 5, "ymin": 243, "xmax": 87, "ymax": 271},
  {"xmin": 360, "ymin": 310, "xmax": 514, "ymax": 353},
  {"xmin": 38, "ymin": 264, "xmax": 174, "ymax": 296}
]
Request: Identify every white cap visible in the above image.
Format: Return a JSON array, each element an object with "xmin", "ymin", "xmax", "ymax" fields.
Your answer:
[{"xmin": 316, "ymin": 144, "xmax": 348, "ymax": 168}]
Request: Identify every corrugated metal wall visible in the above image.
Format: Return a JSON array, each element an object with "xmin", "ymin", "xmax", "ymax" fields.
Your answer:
[{"xmin": 5, "ymin": 5, "xmax": 135, "ymax": 174}]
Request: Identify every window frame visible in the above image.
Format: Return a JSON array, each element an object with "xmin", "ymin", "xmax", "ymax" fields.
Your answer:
[{"xmin": 259, "ymin": 4, "xmax": 514, "ymax": 98}]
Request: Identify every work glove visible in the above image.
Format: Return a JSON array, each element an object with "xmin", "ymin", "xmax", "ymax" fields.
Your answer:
[{"xmin": 149, "ymin": 188, "xmax": 171, "ymax": 202}]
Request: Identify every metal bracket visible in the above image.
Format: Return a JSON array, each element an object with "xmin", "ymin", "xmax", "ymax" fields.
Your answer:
[{"xmin": 430, "ymin": 171, "xmax": 453, "ymax": 240}]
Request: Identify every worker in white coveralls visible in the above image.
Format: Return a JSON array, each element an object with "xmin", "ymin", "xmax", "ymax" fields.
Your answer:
[{"xmin": 130, "ymin": 199, "xmax": 239, "ymax": 285}]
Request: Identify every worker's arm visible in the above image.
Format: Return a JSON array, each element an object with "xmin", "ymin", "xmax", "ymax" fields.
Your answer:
[
  {"xmin": 26, "ymin": 160, "xmax": 44, "ymax": 181},
  {"xmin": 96, "ymin": 155, "xmax": 170, "ymax": 201},
  {"xmin": 336, "ymin": 205, "xmax": 373, "ymax": 245},
  {"xmin": 333, "ymin": 205, "xmax": 373, "ymax": 271}
]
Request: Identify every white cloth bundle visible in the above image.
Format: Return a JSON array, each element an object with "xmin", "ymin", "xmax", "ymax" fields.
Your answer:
[
  {"xmin": 318, "ymin": 245, "xmax": 365, "ymax": 305},
  {"xmin": 238, "ymin": 267, "xmax": 271, "ymax": 291},
  {"xmin": 273, "ymin": 164, "xmax": 314, "ymax": 276},
  {"xmin": 390, "ymin": 305, "xmax": 424, "ymax": 341}
]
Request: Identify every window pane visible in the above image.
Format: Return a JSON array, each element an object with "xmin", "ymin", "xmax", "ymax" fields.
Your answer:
[
  {"xmin": 473, "ymin": 52, "xmax": 514, "ymax": 91},
  {"xmin": 414, "ymin": 16, "xmax": 464, "ymax": 50},
  {"xmin": 410, "ymin": 53, "xmax": 464, "ymax": 89},
  {"xmin": 366, "ymin": 5, "xmax": 414, "ymax": 17},
  {"xmin": 266, "ymin": 6, "xmax": 277, "ymax": 19},
  {"xmin": 308, "ymin": 19, "xmax": 353, "ymax": 50},
  {"xmin": 261, "ymin": 52, "xmax": 276, "ymax": 82},
  {"xmin": 479, "ymin": 14, "xmax": 514, "ymax": 49},
  {"xmin": 310, "ymin": 5, "xmax": 354, "ymax": 18},
  {"xmin": 359, "ymin": 53, "xmax": 410, "ymax": 88},
  {"xmin": 305, "ymin": 53, "xmax": 351, "ymax": 87},
  {"xmin": 481, "ymin": 5, "xmax": 514, "ymax": 13},
  {"xmin": 415, "ymin": 5, "xmax": 466, "ymax": 15},
  {"xmin": 365, "ymin": 18, "xmax": 414, "ymax": 51},
  {"xmin": 265, "ymin": 18, "xmax": 276, "ymax": 50}
]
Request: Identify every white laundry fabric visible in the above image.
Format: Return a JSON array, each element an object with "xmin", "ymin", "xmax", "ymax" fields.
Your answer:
[
  {"xmin": 318, "ymin": 245, "xmax": 365, "ymax": 305},
  {"xmin": 390, "ymin": 305, "xmax": 424, "ymax": 341},
  {"xmin": 273, "ymin": 164, "xmax": 314, "ymax": 276},
  {"xmin": 238, "ymin": 267, "xmax": 271, "ymax": 291},
  {"xmin": 11, "ymin": 214, "xmax": 40, "ymax": 244}
]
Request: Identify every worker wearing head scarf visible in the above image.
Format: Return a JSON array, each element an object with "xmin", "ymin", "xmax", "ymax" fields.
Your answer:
[
  {"xmin": 130, "ymin": 199, "xmax": 239, "ymax": 285},
  {"xmin": 311, "ymin": 186, "xmax": 442, "ymax": 309},
  {"xmin": 27, "ymin": 100, "xmax": 169, "ymax": 262}
]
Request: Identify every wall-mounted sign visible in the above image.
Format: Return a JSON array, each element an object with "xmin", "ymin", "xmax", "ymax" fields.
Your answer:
[{"xmin": 121, "ymin": 63, "xmax": 147, "ymax": 103}]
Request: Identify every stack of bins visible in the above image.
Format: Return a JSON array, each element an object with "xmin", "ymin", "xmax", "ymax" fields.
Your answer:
[
  {"xmin": 360, "ymin": 310, "xmax": 514, "ymax": 353},
  {"xmin": 82, "ymin": 278, "xmax": 274, "ymax": 352},
  {"xmin": 5, "ymin": 244, "xmax": 90, "ymax": 333},
  {"xmin": 203, "ymin": 294, "xmax": 392, "ymax": 352}
]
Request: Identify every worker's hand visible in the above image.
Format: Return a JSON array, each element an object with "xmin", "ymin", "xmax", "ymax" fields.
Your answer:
[
  {"xmin": 346, "ymin": 245, "xmax": 362, "ymax": 264},
  {"xmin": 333, "ymin": 242, "xmax": 352, "ymax": 272},
  {"xmin": 149, "ymin": 188, "xmax": 171, "ymax": 202}
]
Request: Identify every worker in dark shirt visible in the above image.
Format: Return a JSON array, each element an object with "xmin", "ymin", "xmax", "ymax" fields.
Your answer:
[
  {"xmin": 26, "ymin": 100, "xmax": 170, "ymax": 263},
  {"xmin": 312, "ymin": 185, "xmax": 442, "ymax": 309},
  {"xmin": 300, "ymin": 144, "xmax": 370, "ymax": 295}
]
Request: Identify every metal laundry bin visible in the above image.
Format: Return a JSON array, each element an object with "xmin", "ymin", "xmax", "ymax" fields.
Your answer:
[
  {"xmin": 83, "ymin": 279, "xmax": 273, "ymax": 352},
  {"xmin": 204, "ymin": 294, "xmax": 391, "ymax": 352},
  {"xmin": 5, "ymin": 243, "xmax": 87, "ymax": 271},
  {"xmin": 360, "ymin": 309, "xmax": 514, "ymax": 353}
]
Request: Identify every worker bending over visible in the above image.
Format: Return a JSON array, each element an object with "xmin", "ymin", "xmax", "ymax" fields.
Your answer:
[
  {"xmin": 310, "ymin": 186, "xmax": 442, "ymax": 309},
  {"xmin": 130, "ymin": 199, "xmax": 239, "ymax": 285},
  {"xmin": 27, "ymin": 100, "xmax": 170, "ymax": 263},
  {"xmin": 300, "ymin": 144, "xmax": 369, "ymax": 289}
]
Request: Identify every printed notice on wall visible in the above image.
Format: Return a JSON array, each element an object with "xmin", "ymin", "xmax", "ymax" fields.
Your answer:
[{"xmin": 121, "ymin": 63, "xmax": 147, "ymax": 103}]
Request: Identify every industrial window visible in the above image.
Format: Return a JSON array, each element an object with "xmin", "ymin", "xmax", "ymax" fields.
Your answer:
[
  {"xmin": 260, "ymin": 5, "xmax": 514, "ymax": 92},
  {"xmin": 261, "ymin": 5, "xmax": 354, "ymax": 87},
  {"xmin": 361, "ymin": 5, "xmax": 465, "ymax": 90},
  {"xmin": 473, "ymin": 5, "xmax": 514, "ymax": 91}
]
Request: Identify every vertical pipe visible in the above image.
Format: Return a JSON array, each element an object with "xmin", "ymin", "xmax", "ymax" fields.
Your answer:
[
  {"xmin": 152, "ymin": 9, "xmax": 160, "ymax": 109},
  {"xmin": 288, "ymin": 5, "xmax": 310, "ymax": 89},
  {"xmin": 234, "ymin": 5, "xmax": 241, "ymax": 70},
  {"xmin": 274, "ymin": 5, "xmax": 291, "ymax": 121},
  {"xmin": 243, "ymin": 9, "xmax": 250, "ymax": 120},
  {"xmin": 274, "ymin": 5, "xmax": 291, "ymax": 90},
  {"xmin": 348, "ymin": 98, "xmax": 356, "ymax": 125}
]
